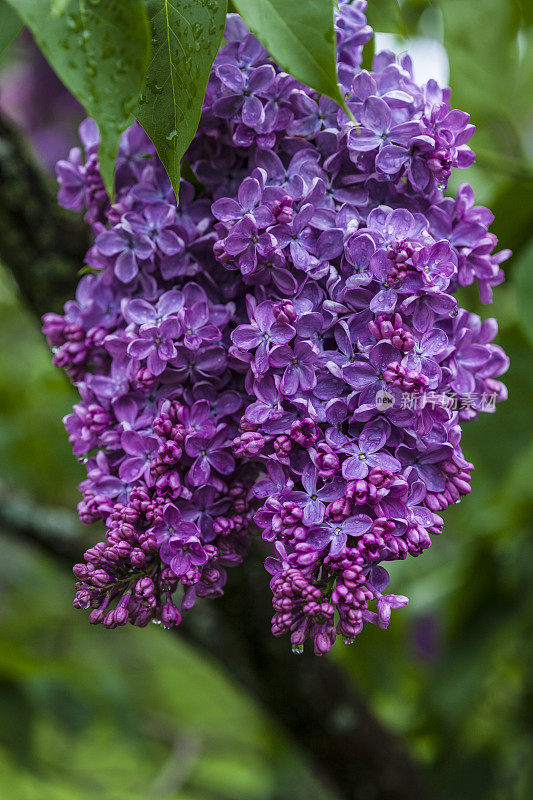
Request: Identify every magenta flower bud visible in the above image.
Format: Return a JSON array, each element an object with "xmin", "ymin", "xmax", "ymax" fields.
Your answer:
[
  {"xmin": 291, "ymin": 542, "xmax": 316, "ymax": 566},
  {"xmin": 213, "ymin": 516, "xmax": 231, "ymax": 535},
  {"xmin": 425, "ymin": 492, "xmax": 441, "ymax": 511},
  {"xmin": 325, "ymin": 497, "xmax": 351, "ymax": 520},
  {"xmin": 281, "ymin": 501, "xmax": 303, "ymax": 525},
  {"xmin": 239, "ymin": 418, "xmax": 259, "ymax": 433},
  {"xmin": 91, "ymin": 569, "xmax": 110, "ymax": 587},
  {"xmin": 273, "ymin": 299, "xmax": 297, "ymax": 324},
  {"xmin": 135, "ymin": 577, "xmax": 154, "ymax": 598},
  {"xmin": 114, "ymin": 601, "xmax": 130, "ymax": 625},
  {"xmin": 453, "ymin": 477, "xmax": 471, "ymax": 494},
  {"xmin": 272, "ymin": 196, "xmax": 294, "ymax": 224},
  {"xmin": 115, "ymin": 541, "xmax": 132, "ymax": 559},
  {"xmin": 367, "ymin": 468, "xmax": 393, "ymax": 488},
  {"xmin": 371, "ymin": 517, "xmax": 395, "ymax": 537},
  {"xmin": 291, "ymin": 525, "xmax": 308, "ymax": 543},
  {"xmin": 89, "ymin": 608, "xmax": 106, "ymax": 625},
  {"xmin": 86, "ymin": 404, "xmax": 110, "ymax": 432},
  {"xmin": 73, "ymin": 589, "xmax": 92, "ymax": 609},
  {"xmin": 118, "ymin": 523, "xmax": 138, "ymax": 543},
  {"xmin": 391, "ymin": 329, "xmax": 415, "ymax": 353},
  {"xmin": 135, "ymin": 367, "xmax": 157, "ymax": 390},
  {"xmin": 162, "ymin": 602, "xmax": 182, "ymax": 628},
  {"xmin": 42, "ymin": 312, "xmax": 67, "ymax": 345},
  {"xmin": 130, "ymin": 548, "xmax": 146, "ymax": 567},
  {"xmin": 139, "ymin": 533, "xmax": 157, "ymax": 553},
  {"xmin": 160, "ymin": 440, "xmax": 182, "ymax": 464},
  {"xmin": 73, "ymin": 563, "xmax": 88, "ymax": 579},
  {"xmin": 234, "ymin": 430, "xmax": 265, "ymax": 456},
  {"xmin": 64, "ymin": 323, "xmax": 84, "ymax": 342},
  {"xmin": 86, "ymin": 325, "xmax": 108, "ymax": 348},
  {"xmin": 314, "ymin": 632, "xmax": 333, "ymax": 656},
  {"xmin": 103, "ymin": 610, "xmax": 118, "ymax": 629},
  {"xmin": 290, "ymin": 418, "xmax": 318, "ymax": 446},
  {"xmin": 273, "ymin": 434, "xmax": 291, "ymax": 456},
  {"xmin": 314, "ymin": 443, "xmax": 339, "ymax": 477}
]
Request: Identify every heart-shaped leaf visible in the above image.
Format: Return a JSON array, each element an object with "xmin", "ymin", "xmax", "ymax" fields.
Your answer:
[
  {"xmin": 365, "ymin": 0, "xmax": 404, "ymax": 34},
  {"xmin": 5, "ymin": 0, "xmax": 151, "ymax": 198},
  {"xmin": 136, "ymin": 0, "xmax": 227, "ymax": 203},
  {"xmin": 0, "ymin": 1, "xmax": 23, "ymax": 57},
  {"xmin": 231, "ymin": 0, "xmax": 351, "ymax": 117}
]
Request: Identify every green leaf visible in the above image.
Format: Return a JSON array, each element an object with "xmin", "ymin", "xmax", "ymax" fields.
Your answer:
[
  {"xmin": 400, "ymin": 0, "xmax": 430, "ymax": 37},
  {"xmin": 231, "ymin": 0, "xmax": 351, "ymax": 117},
  {"xmin": 365, "ymin": 0, "xmax": 404, "ymax": 35},
  {"xmin": 490, "ymin": 180, "xmax": 533, "ymax": 263},
  {"xmin": 136, "ymin": 0, "xmax": 227, "ymax": 203},
  {"xmin": 514, "ymin": 26, "xmax": 533, "ymax": 125},
  {"xmin": 361, "ymin": 33, "xmax": 375, "ymax": 72},
  {"xmin": 4, "ymin": 0, "xmax": 151, "ymax": 198},
  {"xmin": 0, "ymin": 681, "xmax": 34, "ymax": 765},
  {"xmin": 440, "ymin": 0, "xmax": 521, "ymax": 154},
  {"xmin": 518, "ymin": 0, "xmax": 533, "ymax": 27},
  {"xmin": 0, "ymin": 1, "xmax": 22, "ymax": 57},
  {"xmin": 51, "ymin": 0, "xmax": 71, "ymax": 14},
  {"xmin": 514, "ymin": 238, "xmax": 533, "ymax": 349}
]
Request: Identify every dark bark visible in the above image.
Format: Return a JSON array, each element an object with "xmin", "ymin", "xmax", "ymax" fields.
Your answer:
[
  {"xmin": 0, "ymin": 114, "xmax": 90, "ymax": 317},
  {"xmin": 0, "ymin": 480, "xmax": 90, "ymax": 565},
  {"xmin": 0, "ymin": 110, "xmax": 431, "ymax": 800},
  {"xmin": 187, "ymin": 539, "xmax": 429, "ymax": 800}
]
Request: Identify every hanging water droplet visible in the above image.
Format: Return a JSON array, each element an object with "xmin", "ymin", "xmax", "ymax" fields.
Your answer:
[
  {"xmin": 343, "ymin": 637, "xmax": 355, "ymax": 646},
  {"xmin": 291, "ymin": 643, "xmax": 304, "ymax": 655}
]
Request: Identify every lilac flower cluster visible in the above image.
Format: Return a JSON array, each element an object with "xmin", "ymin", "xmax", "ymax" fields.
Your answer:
[
  {"xmin": 46, "ymin": 118, "xmax": 254, "ymax": 629},
  {"xmin": 45, "ymin": 2, "xmax": 509, "ymax": 654}
]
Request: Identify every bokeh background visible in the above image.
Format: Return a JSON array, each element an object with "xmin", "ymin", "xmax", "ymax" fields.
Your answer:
[{"xmin": 0, "ymin": 1, "xmax": 532, "ymax": 797}]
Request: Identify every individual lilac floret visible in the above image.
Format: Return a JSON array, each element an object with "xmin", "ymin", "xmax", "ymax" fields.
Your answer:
[{"xmin": 96, "ymin": 222, "xmax": 155, "ymax": 283}]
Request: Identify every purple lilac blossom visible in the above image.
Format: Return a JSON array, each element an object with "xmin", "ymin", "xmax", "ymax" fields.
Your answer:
[{"xmin": 45, "ymin": 0, "xmax": 509, "ymax": 655}]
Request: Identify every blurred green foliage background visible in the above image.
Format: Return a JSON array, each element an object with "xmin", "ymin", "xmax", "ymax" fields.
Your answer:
[{"xmin": 0, "ymin": 1, "xmax": 532, "ymax": 797}]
